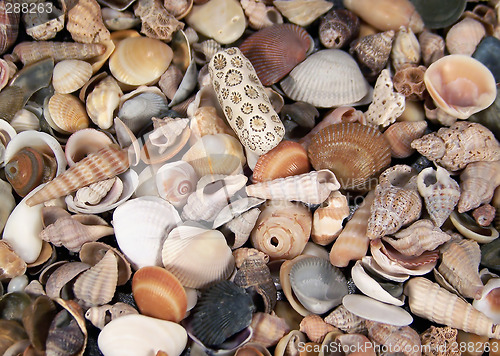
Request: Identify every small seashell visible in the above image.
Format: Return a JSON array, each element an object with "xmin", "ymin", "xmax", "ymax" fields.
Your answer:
[
  {"xmin": 132, "ymin": 266, "xmax": 187, "ymax": 322},
  {"xmin": 473, "ymin": 278, "xmax": 500, "ymax": 323},
  {"xmin": 308, "ymin": 123, "xmax": 391, "ymax": 191},
  {"xmin": 251, "ymin": 200, "xmax": 311, "ymax": 260},
  {"xmin": 335, "ymin": 334, "xmax": 376, "ymax": 356},
  {"xmin": 101, "ymin": 8, "xmax": 141, "ymax": 31},
  {"xmin": 274, "ymin": 330, "xmax": 306, "ymax": 356},
  {"xmin": 324, "ymin": 305, "xmax": 367, "ymax": 334},
  {"xmin": 365, "ymin": 320, "xmax": 422, "ymax": 356},
  {"xmin": 239, "ymin": 24, "xmax": 312, "ymax": 86},
  {"xmin": 64, "ymin": 129, "xmax": 113, "ymax": 168},
  {"xmin": 446, "ymin": 18, "xmax": 485, "ymax": 56},
  {"xmin": 189, "ymin": 106, "xmax": 236, "ymax": 140},
  {"xmin": 420, "ymin": 326, "xmax": 460, "ymax": 356},
  {"xmin": 473, "ymin": 204, "xmax": 496, "ymax": 227},
  {"xmin": 192, "ymin": 40, "xmax": 222, "ymax": 67},
  {"xmin": 299, "ymin": 315, "xmax": 336, "ymax": 344},
  {"xmin": 459, "ymin": 160, "xmax": 500, "ymax": 213},
  {"xmin": 156, "ymin": 161, "xmax": 198, "ymax": 209},
  {"xmin": 163, "ymin": 0, "xmax": 193, "ymax": 19},
  {"xmin": 250, "ymin": 312, "xmax": 290, "ymax": 347},
  {"xmin": 281, "ymin": 49, "xmax": 370, "ymax": 108},
  {"xmin": 391, "ymin": 26, "xmax": 421, "ymax": 71},
  {"xmin": 225, "ymin": 208, "xmax": 262, "ymax": 250},
  {"xmin": 213, "ymin": 196, "xmax": 264, "ymax": 229},
  {"xmin": 319, "ymin": 9, "xmax": 360, "ymax": 49},
  {"xmin": 86, "ymin": 75, "xmax": 123, "ymax": 130},
  {"xmin": 143, "ymin": 117, "xmax": 190, "ymax": 158},
  {"xmin": 349, "ymin": 31, "xmax": 395, "ymax": 80},
  {"xmin": 52, "ymin": 60, "xmax": 92, "ymax": 94},
  {"xmin": 273, "ymin": 0, "xmax": 332, "ymax": 27},
  {"xmin": 240, "ymin": 0, "xmax": 283, "ymax": 30},
  {"xmin": 0, "ymin": 241, "xmax": 26, "ymax": 281},
  {"xmin": 364, "ymin": 69, "xmax": 405, "ymax": 128},
  {"xmin": 85, "ymin": 302, "xmax": 138, "ymax": 330},
  {"xmin": 342, "ymin": 294, "xmax": 413, "ymax": 326},
  {"xmin": 22, "ymin": 1, "xmax": 64, "ymax": 41},
  {"xmin": 67, "ymin": 0, "xmax": 110, "ymax": 43},
  {"xmin": 418, "ymin": 30, "xmax": 444, "ymax": 67},
  {"xmin": 76, "ymin": 178, "xmax": 116, "ymax": 206},
  {"xmin": 158, "ymin": 65, "xmax": 183, "ymax": 100},
  {"xmin": 411, "ymin": 122, "xmax": 500, "ymax": 172},
  {"xmin": 46, "ymin": 93, "xmax": 90, "ymax": 134},
  {"xmin": 405, "ymin": 277, "xmax": 500, "ymax": 338},
  {"xmin": 73, "ymin": 250, "xmax": 118, "ymax": 308},
  {"xmin": 384, "ymin": 121, "xmax": 427, "ymax": 159},
  {"xmin": 0, "ymin": 58, "xmax": 16, "ymax": 93},
  {"xmin": 233, "ymin": 247, "xmax": 269, "ymax": 268},
  {"xmin": 133, "ymin": 0, "xmax": 184, "ymax": 41},
  {"xmin": 311, "ymin": 191, "xmax": 349, "ymax": 246}
]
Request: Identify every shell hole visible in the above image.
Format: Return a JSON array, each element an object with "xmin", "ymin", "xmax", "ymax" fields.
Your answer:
[
  {"xmin": 270, "ymin": 236, "xmax": 279, "ymax": 247},
  {"xmin": 423, "ymin": 173, "xmax": 437, "ymax": 187},
  {"xmin": 266, "ymin": 11, "xmax": 280, "ymax": 24}
]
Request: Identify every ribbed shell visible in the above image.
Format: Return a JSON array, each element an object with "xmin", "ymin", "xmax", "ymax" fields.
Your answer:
[
  {"xmin": 47, "ymin": 93, "xmax": 90, "ymax": 134},
  {"xmin": 281, "ymin": 49, "xmax": 370, "ymax": 108},
  {"xmin": 458, "ymin": 160, "xmax": 500, "ymax": 213},
  {"xmin": 26, "ymin": 144, "xmax": 129, "ymax": 206},
  {"xmin": 418, "ymin": 30, "xmax": 444, "ymax": 66},
  {"xmin": 86, "ymin": 76, "xmax": 123, "ymax": 130},
  {"xmin": 239, "ymin": 24, "xmax": 312, "ymax": 86},
  {"xmin": 299, "ymin": 314, "xmax": 336, "ymax": 344},
  {"xmin": 365, "ymin": 320, "xmax": 422, "ymax": 356},
  {"xmin": 308, "ymin": 123, "xmax": 391, "ymax": 191},
  {"xmin": 52, "ymin": 60, "xmax": 93, "ymax": 94},
  {"xmin": 324, "ymin": 305, "xmax": 367, "ymax": 334},
  {"xmin": 383, "ymin": 121, "xmax": 427, "ymax": 159}
]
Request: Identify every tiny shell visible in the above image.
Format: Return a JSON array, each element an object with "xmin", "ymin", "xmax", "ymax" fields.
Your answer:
[
  {"xmin": 391, "ymin": 26, "xmax": 421, "ymax": 71},
  {"xmin": 319, "ymin": 9, "xmax": 360, "ymax": 49},
  {"xmin": 365, "ymin": 320, "xmax": 422, "ymax": 356},
  {"xmin": 23, "ymin": 2, "xmax": 64, "ymax": 41},
  {"xmin": 67, "ymin": 0, "xmax": 111, "ymax": 43},
  {"xmin": 418, "ymin": 30, "xmax": 445, "ymax": 67},
  {"xmin": 250, "ymin": 312, "xmax": 290, "ymax": 347},
  {"xmin": 86, "ymin": 76, "xmax": 123, "ymax": 130},
  {"xmin": 46, "ymin": 93, "xmax": 90, "ymax": 134},
  {"xmin": 473, "ymin": 278, "xmax": 500, "ymax": 323},
  {"xmin": 85, "ymin": 303, "xmax": 138, "ymax": 330},
  {"xmin": 324, "ymin": 305, "xmax": 367, "ymax": 334},
  {"xmin": 52, "ymin": 60, "xmax": 93, "ymax": 94},
  {"xmin": 273, "ymin": 0, "xmax": 332, "ymax": 27},
  {"xmin": 392, "ymin": 65, "xmax": 427, "ymax": 101},
  {"xmin": 383, "ymin": 121, "xmax": 427, "ymax": 159},
  {"xmin": 156, "ymin": 161, "xmax": 198, "ymax": 209},
  {"xmin": 240, "ymin": 0, "xmax": 283, "ymax": 30},
  {"xmin": 299, "ymin": 314, "xmax": 336, "ymax": 344},
  {"xmin": 0, "ymin": 240, "xmax": 26, "ymax": 281}
]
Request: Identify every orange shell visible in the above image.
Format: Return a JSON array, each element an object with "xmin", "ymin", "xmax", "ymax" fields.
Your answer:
[
  {"xmin": 252, "ymin": 140, "xmax": 310, "ymax": 183},
  {"xmin": 132, "ymin": 266, "xmax": 187, "ymax": 323}
]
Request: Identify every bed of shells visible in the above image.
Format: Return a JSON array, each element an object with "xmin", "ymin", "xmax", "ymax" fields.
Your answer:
[{"xmin": 0, "ymin": 0, "xmax": 500, "ymax": 355}]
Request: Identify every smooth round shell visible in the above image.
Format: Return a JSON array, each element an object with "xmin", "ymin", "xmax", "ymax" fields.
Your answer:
[{"xmin": 52, "ymin": 60, "xmax": 93, "ymax": 94}]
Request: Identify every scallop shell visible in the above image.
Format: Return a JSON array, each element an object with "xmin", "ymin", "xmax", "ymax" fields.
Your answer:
[
  {"xmin": 273, "ymin": 0, "xmax": 332, "ymax": 27},
  {"xmin": 459, "ymin": 160, "xmax": 500, "ymax": 213},
  {"xmin": 423, "ymin": 55, "xmax": 497, "ymax": 120},
  {"xmin": 246, "ymin": 169, "xmax": 339, "ymax": 205},
  {"xmin": 46, "ymin": 93, "xmax": 90, "ymax": 134},
  {"xmin": 391, "ymin": 26, "xmax": 421, "ymax": 71},
  {"xmin": 113, "ymin": 197, "xmax": 181, "ymax": 270},
  {"xmin": 405, "ymin": 277, "xmax": 500, "ymax": 338},
  {"xmin": 239, "ymin": 0, "xmax": 283, "ymax": 30},
  {"xmin": 319, "ymin": 9, "xmax": 360, "ymax": 49},
  {"xmin": 162, "ymin": 225, "xmax": 235, "ymax": 288},
  {"xmin": 86, "ymin": 75, "xmax": 123, "ymax": 130},
  {"xmin": 67, "ymin": 0, "xmax": 110, "ymax": 43},
  {"xmin": 418, "ymin": 30, "xmax": 445, "ymax": 67},
  {"xmin": 239, "ymin": 24, "xmax": 312, "ymax": 86},
  {"xmin": 251, "ymin": 200, "xmax": 311, "ymax": 260},
  {"xmin": 133, "ymin": 0, "xmax": 184, "ymax": 42},
  {"xmin": 324, "ymin": 305, "xmax": 367, "ymax": 334},
  {"xmin": 132, "ymin": 266, "xmax": 187, "ymax": 323},
  {"xmin": 392, "ymin": 65, "xmax": 427, "ymax": 101},
  {"xmin": 308, "ymin": 123, "xmax": 391, "ymax": 191},
  {"xmin": 156, "ymin": 161, "xmax": 198, "ymax": 209},
  {"xmin": 365, "ymin": 320, "xmax": 422, "ymax": 356},
  {"xmin": 342, "ymin": 294, "xmax": 413, "ymax": 326},
  {"xmin": 349, "ymin": 31, "xmax": 395, "ymax": 79},
  {"xmin": 109, "ymin": 36, "xmax": 173, "ymax": 86},
  {"xmin": 383, "ymin": 121, "xmax": 427, "ymax": 159},
  {"xmin": 26, "ymin": 144, "xmax": 129, "ymax": 207},
  {"xmin": 52, "ymin": 60, "xmax": 93, "ymax": 94},
  {"xmin": 280, "ymin": 49, "xmax": 370, "ymax": 108},
  {"xmin": 446, "ymin": 18, "xmax": 485, "ymax": 56},
  {"xmin": 311, "ymin": 191, "xmax": 349, "ymax": 246}
]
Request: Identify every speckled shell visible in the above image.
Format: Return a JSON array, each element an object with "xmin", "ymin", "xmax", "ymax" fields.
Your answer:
[
  {"xmin": 391, "ymin": 26, "xmax": 421, "ymax": 71},
  {"xmin": 392, "ymin": 65, "xmax": 427, "ymax": 101},
  {"xmin": 52, "ymin": 60, "xmax": 93, "ymax": 94},
  {"xmin": 299, "ymin": 314, "xmax": 336, "ymax": 344},
  {"xmin": 417, "ymin": 166, "xmax": 460, "ymax": 227},
  {"xmin": 349, "ymin": 30, "xmax": 395, "ymax": 79},
  {"xmin": 67, "ymin": 0, "xmax": 111, "ymax": 43},
  {"xmin": 365, "ymin": 69, "xmax": 405, "ymax": 128},
  {"xmin": 133, "ymin": 0, "xmax": 184, "ymax": 42},
  {"xmin": 365, "ymin": 320, "xmax": 422, "ymax": 356},
  {"xmin": 281, "ymin": 49, "xmax": 370, "ymax": 108},
  {"xmin": 47, "ymin": 93, "xmax": 90, "ymax": 134},
  {"xmin": 405, "ymin": 277, "xmax": 500, "ymax": 338},
  {"xmin": 312, "ymin": 191, "xmax": 349, "ymax": 246},
  {"xmin": 273, "ymin": 0, "xmax": 332, "ymax": 27},
  {"xmin": 324, "ymin": 305, "xmax": 367, "ymax": 334},
  {"xmin": 209, "ymin": 47, "xmax": 285, "ymax": 155},
  {"xmin": 319, "ymin": 9, "xmax": 359, "ymax": 49},
  {"xmin": 239, "ymin": 24, "xmax": 312, "ymax": 86},
  {"xmin": 458, "ymin": 160, "xmax": 500, "ymax": 213},
  {"xmin": 308, "ymin": 123, "xmax": 391, "ymax": 191},
  {"xmin": 383, "ymin": 121, "xmax": 427, "ymax": 159},
  {"xmin": 446, "ymin": 18, "xmax": 485, "ymax": 56},
  {"xmin": 418, "ymin": 30, "xmax": 444, "ymax": 67},
  {"xmin": 411, "ymin": 122, "xmax": 500, "ymax": 171}
]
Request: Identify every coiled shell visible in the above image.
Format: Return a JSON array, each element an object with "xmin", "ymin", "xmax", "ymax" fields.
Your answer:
[
  {"xmin": 86, "ymin": 76, "xmax": 123, "ymax": 130},
  {"xmin": 319, "ymin": 9, "xmax": 360, "ymax": 49},
  {"xmin": 383, "ymin": 121, "xmax": 427, "ymax": 159},
  {"xmin": 458, "ymin": 160, "xmax": 500, "ymax": 213},
  {"xmin": 391, "ymin": 26, "xmax": 421, "ymax": 71},
  {"xmin": 156, "ymin": 161, "xmax": 198, "ymax": 209},
  {"xmin": 311, "ymin": 191, "xmax": 349, "ymax": 246},
  {"xmin": 349, "ymin": 30, "xmax": 395, "ymax": 79}
]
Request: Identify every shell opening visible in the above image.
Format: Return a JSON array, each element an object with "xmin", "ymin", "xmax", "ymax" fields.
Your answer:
[{"xmin": 423, "ymin": 172, "xmax": 437, "ymax": 187}]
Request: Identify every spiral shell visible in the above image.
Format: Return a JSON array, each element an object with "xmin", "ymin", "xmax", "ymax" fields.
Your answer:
[
  {"xmin": 458, "ymin": 160, "xmax": 500, "ymax": 213},
  {"xmin": 86, "ymin": 76, "xmax": 123, "ymax": 130},
  {"xmin": 391, "ymin": 26, "xmax": 421, "ymax": 71},
  {"xmin": 319, "ymin": 9, "xmax": 359, "ymax": 49},
  {"xmin": 349, "ymin": 30, "xmax": 395, "ymax": 79},
  {"xmin": 155, "ymin": 161, "xmax": 198, "ymax": 209}
]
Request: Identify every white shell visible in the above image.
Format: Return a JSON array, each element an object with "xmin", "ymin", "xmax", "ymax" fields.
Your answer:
[
  {"xmin": 473, "ymin": 278, "xmax": 500, "ymax": 323},
  {"xmin": 86, "ymin": 76, "xmax": 123, "ymax": 130},
  {"xmin": 113, "ymin": 197, "xmax": 181, "ymax": 270},
  {"xmin": 135, "ymin": 166, "xmax": 160, "ymax": 198},
  {"xmin": 156, "ymin": 161, "xmax": 198, "ymax": 209},
  {"xmin": 0, "ymin": 179, "xmax": 15, "ymax": 233},
  {"xmin": 0, "ymin": 119, "xmax": 16, "ymax": 166},
  {"xmin": 361, "ymin": 256, "xmax": 409, "ymax": 283},
  {"xmin": 64, "ymin": 128, "xmax": 114, "ymax": 167},
  {"xmin": 98, "ymin": 314, "xmax": 187, "ymax": 356},
  {"xmin": 52, "ymin": 59, "xmax": 93, "ymax": 94},
  {"xmin": 342, "ymin": 294, "xmax": 413, "ymax": 326}
]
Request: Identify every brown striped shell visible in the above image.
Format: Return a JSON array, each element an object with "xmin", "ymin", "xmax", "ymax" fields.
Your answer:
[
  {"xmin": 239, "ymin": 23, "xmax": 312, "ymax": 86},
  {"xmin": 308, "ymin": 123, "xmax": 391, "ymax": 191}
]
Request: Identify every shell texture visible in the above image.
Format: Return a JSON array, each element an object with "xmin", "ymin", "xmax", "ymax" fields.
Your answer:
[
  {"xmin": 67, "ymin": 0, "xmax": 111, "ymax": 43},
  {"xmin": 156, "ymin": 160, "xmax": 198, "ymax": 209},
  {"xmin": 0, "ymin": 240, "xmax": 26, "ymax": 281},
  {"xmin": 365, "ymin": 320, "xmax": 422, "ymax": 356},
  {"xmin": 85, "ymin": 302, "xmax": 138, "ymax": 330},
  {"xmin": 308, "ymin": 123, "xmax": 391, "ymax": 191},
  {"xmin": 52, "ymin": 60, "xmax": 93, "ymax": 94},
  {"xmin": 64, "ymin": 128, "xmax": 113, "ymax": 167},
  {"xmin": 311, "ymin": 191, "xmax": 349, "ymax": 246},
  {"xmin": 192, "ymin": 39, "xmax": 222, "ymax": 66},
  {"xmin": 225, "ymin": 208, "xmax": 261, "ymax": 250},
  {"xmin": 299, "ymin": 314, "xmax": 336, "ymax": 344},
  {"xmin": 458, "ymin": 160, "xmax": 500, "ymax": 213},
  {"xmin": 249, "ymin": 312, "xmax": 290, "ymax": 347},
  {"xmin": 383, "ymin": 121, "xmax": 427, "ymax": 159},
  {"xmin": 281, "ymin": 49, "xmax": 370, "ymax": 108},
  {"xmin": 411, "ymin": 122, "xmax": 500, "ymax": 171},
  {"xmin": 391, "ymin": 26, "xmax": 421, "ymax": 71},
  {"xmin": 86, "ymin": 76, "xmax": 123, "ymax": 130},
  {"xmin": 239, "ymin": 24, "xmax": 312, "ymax": 86},
  {"xmin": 446, "ymin": 18, "xmax": 485, "ymax": 56},
  {"xmin": 133, "ymin": 0, "xmax": 184, "ymax": 41},
  {"xmin": 209, "ymin": 47, "xmax": 285, "ymax": 156},
  {"xmin": 0, "ymin": 2, "xmax": 19, "ymax": 55},
  {"xmin": 212, "ymin": 196, "xmax": 264, "ymax": 229},
  {"xmin": 319, "ymin": 9, "xmax": 360, "ymax": 49},
  {"xmin": 472, "ymin": 278, "xmax": 500, "ymax": 323},
  {"xmin": 349, "ymin": 30, "xmax": 395, "ymax": 80},
  {"xmin": 47, "ymin": 93, "xmax": 90, "ymax": 134},
  {"xmin": 324, "ymin": 305, "xmax": 367, "ymax": 334},
  {"xmin": 418, "ymin": 30, "xmax": 445, "ymax": 67},
  {"xmin": 393, "ymin": 65, "xmax": 427, "ymax": 102},
  {"xmin": 239, "ymin": 0, "xmax": 283, "ymax": 30},
  {"xmin": 420, "ymin": 326, "xmax": 460, "ymax": 356},
  {"xmin": 273, "ymin": 0, "xmax": 332, "ymax": 27},
  {"xmin": 405, "ymin": 277, "xmax": 500, "ymax": 338}
]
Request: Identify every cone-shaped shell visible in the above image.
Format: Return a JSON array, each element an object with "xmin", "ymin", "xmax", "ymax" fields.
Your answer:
[
  {"xmin": 312, "ymin": 191, "xmax": 349, "ymax": 246},
  {"xmin": 424, "ymin": 55, "xmax": 497, "ymax": 120},
  {"xmin": 273, "ymin": 0, "xmax": 332, "ymax": 27},
  {"xmin": 384, "ymin": 121, "xmax": 427, "ymax": 159},
  {"xmin": 67, "ymin": 0, "xmax": 111, "ymax": 43},
  {"xmin": 132, "ymin": 266, "xmax": 187, "ymax": 323},
  {"xmin": 109, "ymin": 36, "xmax": 173, "ymax": 86},
  {"xmin": 365, "ymin": 320, "xmax": 422, "ymax": 356},
  {"xmin": 52, "ymin": 60, "xmax": 93, "ymax": 94},
  {"xmin": 405, "ymin": 277, "xmax": 500, "ymax": 338},
  {"xmin": 349, "ymin": 31, "xmax": 395, "ymax": 79},
  {"xmin": 324, "ymin": 305, "xmax": 367, "ymax": 334},
  {"xmin": 459, "ymin": 160, "xmax": 500, "ymax": 213},
  {"xmin": 79, "ymin": 242, "xmax": 131, "ymax": 286},
  {"xmin": 281, "ymin": 49, "xmax": 370, "ymax": 108},
  {"xmin": 319, "ymin": 9, "xmax": 360, "ymax": 49},
  {"xmin": 26, "ymin": 144, "xmax": 129, "ymax": 207},
  {"xmin": 308, "ymin": 123, "xmax": 391, "ymax": 191},
  {"xmin": 239, "ymin": 24, "xmax": 312, "ymax": 86},
  {"xmin": 47, "ymin": 93, "xmax": 90, "ymax": 134}
]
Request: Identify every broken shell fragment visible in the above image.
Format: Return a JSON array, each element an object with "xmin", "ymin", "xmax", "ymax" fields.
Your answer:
[{"xmin": 311, "ymin": 191, "xmax": 349, "ymax": 246}]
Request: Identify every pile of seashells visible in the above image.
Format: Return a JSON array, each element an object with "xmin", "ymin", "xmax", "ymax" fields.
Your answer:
[{"xmin": 1, "ymin": 0, "xmax": 500, "ymax": 355}]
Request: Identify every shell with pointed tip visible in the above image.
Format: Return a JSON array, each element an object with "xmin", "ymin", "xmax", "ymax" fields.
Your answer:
[
  {"xmin": 225, "ymin": 208, "xmax": 262, "ymax": 250},
  {"xmin": 273, "ymin": 0, "xmax": 332, "ymax": 27},
  {"xmin": 73, "ymin": 250, "xmax": 118, "ymax": 308},
  {"xmin": 411, "ymin": 122, "xmax": 500, "ymax": 171},
  {"xmin": 46, "ymin": 93, "xmax": 90, "ymax": 134},
  {"xmin": 365, "ymin": 320, "xmax": 422, "ymax": 356},
  {"xmin": 109, "ymin": 36, "xmax": 173, "ymax": 86},
  {"xmin": 133, "ymin": 0, "xmax": 184, "ymax": 41},
  {"xmin": 384, "ymin": 121, "xmax": 427, "ymax": 159},
  {"xmin": 324, "ymin": 305, "xmax": 367, "ymax": 334},
  {"xmin": 405, "ymin": 277, "xmax": 500, "ymax": 338},
  {"xmin": 299, "ymin": 314, "xmax": 336, "ymax": 344},
  {"xmin": 424, "ymin": 55, "xmax": 497, "ymax": 120},
  {"xmin": 446, "ymin": 18, "xmax": 485, "ymax": 56},
  {"xmin": 86, "ymin": 76, "xmax": 122, "ymax": 130},
  {"xmin": 240, "ymin": 0, "xmax": 283, "ymax": 30},
  {"xmin": 329, "ymin": 190, "xmax": 375, "ymax": 268},
  {"xmin": 13, "ymin": 41, "xmax": 107, "ymax": 66},
  {"xmin": 75, "ymin": 178, "xmax": 117, "ymax": 206},
  {"xmin": 0, "ymin": 240, "xmax": 26, "ymax": 281},
  {"xmin": 185, "ymin": 0, "xmax": 245, "ymax": 44},
  {"xmin": 52, "ymin": 60, "xmax": 92, "ymax": 94},
  {"xmin": 383, "ymin": 219, "xmax": 450, "ymax": 257},
  {"xmin": 251, "ymin": 200, "xmax": 311, "ymax": 260},
  {"xmin": 156, "ymin": 161, "xmax": 198, "ymax": 209},
  {"xmin": 342, "ymin": 294, "xmax": 413, "ymax": 326},
  {"xmin": 252, "ymin": 140, "xmax": 310, "ymax": 183},
  {"xmin": 132, "ymin": 266, "xmax": 187, "ymax": 323},
  {"xmin": 162, "ymin": 225, "xmax": 235, "ymax": 288},
  {"xmin": 85, "ymin": 302, "xmax": 138, "ymax": 330},
  {"xmin": 350, "ymin": 31, "xmax": 395, "ymax": 79},
  {"xmin": 67, "ymin": 0, "xmax": 110, "ymax": 43},
  {"xmin": 459, "ymin": 160, "xmax": 500, "ymax": 213},
  {"xmin": 246, "ymin": 169, "xmax": 339, "ymax": 205},
  {"xmin": 239, "ymin": 24, "xmax": 312, "ymax": 86},
  {"xmin": 438, "ymin": 237, "xmax": 484, "ymax": 300},
  {"xmin": 250, "ymin": 312, "xmax": 290, "ymax": 347},
  {"xmin": 391, "ymin": 26, "xmax": 420, "ymax": 71},
  {"xmin": 343, "ymin": 0, "xmax": 423, "ymax": 33},
  {"xmin": 311, "ymin": 191, "xmax": 349, "ymax": 246},
  {"xmin": 98, "ymin": 314, "xmax": 187, "ymax": 356},
  {"xmin": 319, "ymin": 9, "xmax": 360, "ymax": 49},
  {"xmin": 113, "ymin": 197, "xmax": 181, "ymax": 270},
  {"xmin": 473, "ymin": 278, "xmax": 500, "ymax": 323},
  {"xmin": 281, "ymin": 49, "xmax": 370, "ymax": 108},
  {"xmin": 308, "ymin": 123, "xmax": 391, "ymax": 191}
]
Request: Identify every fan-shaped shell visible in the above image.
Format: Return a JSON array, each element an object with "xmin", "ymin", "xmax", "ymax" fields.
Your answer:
[
  {"xmin": 308, "ymin": 123, "xmax": 391, "ymax": 191},
  {"xmin": 52, "ymin": 60, "xmax": 92, "ymax": 94},
  {"xmin": 446, "ymin": 18, "xmax": 485, "ymax": 56},
  {"xmin": 67, "ymin": 0, "xmax": 111, "ymax": 43},
  {"xmin": 162, "ymin": 225, "xmax": 235, "ymax": 288},
  {"xmin": 46, "ymin": 93, "xmax": 90, "ymax": 134},
  {"xmin": 239, "ymin": 24, "xmax": 312, "ymax": 86},
  {"xmin": 281, "ymin": 49, "xmax": 370, "ymax": 108}
]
